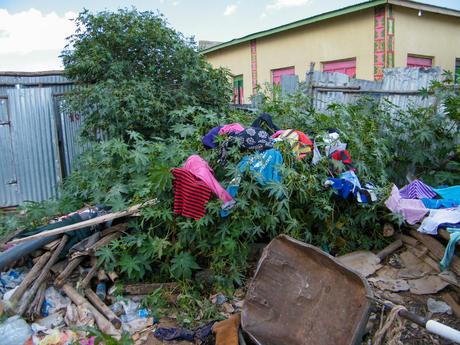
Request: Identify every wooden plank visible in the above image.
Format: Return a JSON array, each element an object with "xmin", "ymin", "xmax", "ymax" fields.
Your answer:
[
  {"xmin": 409, "ymin": 230, "xmax": 460, "ymax": 277},
  {"xmin": 395, "ymin": 234, "xmax": 419, "ymax": 247},
  {"xmin": 9, "ymin": 252, "xmax": 51, "ymax": 305},
  {"xmin": 80, "ymin": 257, "xmax": 99, "ymax": 289},
  {"xmin": 62, "ymin": 284, "xmax": 120, "ymax": 337},
  {"xmin": 9, "ymin": 200, "xmax": 156, "ymax": 244},
  {"xmin": 84, "ymin": 288, "xmax": 122, "ymax": 329},
  {"xmin": 17, "ymin": 235, "xmax": 68, "ymax": 315},
  {"xmin": 442, "ymin": 292, "xmax": 460, "ymax": 318},
  {"xmin": 124, "ymin": 283, "xmax": 178, "ymax": 295},
  {"xmin": 376, "ymin": 239, "xmax": 403, "ymax": 262}
]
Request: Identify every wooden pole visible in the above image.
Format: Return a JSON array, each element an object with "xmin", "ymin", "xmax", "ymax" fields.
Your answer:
[
  {"xmin": 376, "ymin": 239, "xmax": 403, "ymax": 262},
  {"xmin": 84, "ymin": 288, "xmax": 122, "ymax": 329},
  {"xmin": 61, "ymin": 284, "xmax": 120, "ymax": 337},
  {"xmin": 80, "ymin": 257, "xmax": 99, "ymax": 289},
  {"xmin": 9, "ymin": 252, "xmax": 51, "ymax": 305},
  {"xmin": 10, "ymin": 200, "xmax": 156, "ymax": 244},
  {"xmin": 17, "ymin": 235, "xmax": 68, "ymax": 315}
]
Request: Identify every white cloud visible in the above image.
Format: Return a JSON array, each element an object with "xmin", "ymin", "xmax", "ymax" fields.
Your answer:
[
  {"xmin": 224, "ymin": 4, "xmax": 238, "ymax": 16},
  {"xmin": 172, "ymin": 1, "xmax": 180, "ymax": 6},
  {"xmin": 266, "ymin": 0, "xmax": 310, "ymax": 11},
  {"xmin": 0, "ymin": 8, "xmax": 76, "ymax": 70}
]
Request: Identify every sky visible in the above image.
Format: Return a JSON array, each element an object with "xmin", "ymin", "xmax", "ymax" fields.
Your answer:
[{"xmin": 1, "ymin": 0, "xmax": 460, "ymax": 71}]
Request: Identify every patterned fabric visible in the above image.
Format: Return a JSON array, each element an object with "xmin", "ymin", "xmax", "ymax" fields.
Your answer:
[
  {"xmin": 385, "ymin": 185, "xmax": 429, "ymax": 225},
  {"xmin": 171, "ymin": 168, "xmax": 212, "ymax": 220},
  {"xmin": 273, "ymin": 129, "xmax": 313, "ymax": 159},
  {"xmin": 399, "ymin": 179, "xmax": 436, "ymax": 199},
  {"xmin": 237, "ymin": 127, "xmax": 273, "ymax": 150}
]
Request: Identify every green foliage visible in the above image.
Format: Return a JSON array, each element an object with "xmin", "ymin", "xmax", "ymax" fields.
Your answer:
[
  {"xmin": 61, "ymin": 8, "xmax": 232, "ymax": 140},
  {"xmin": 76, "ymin": 326, "xmax": 133, "ymax": 345},
  {"xmin": 142, "ymin": 286, "xmax": 224, "ymax": 328}
]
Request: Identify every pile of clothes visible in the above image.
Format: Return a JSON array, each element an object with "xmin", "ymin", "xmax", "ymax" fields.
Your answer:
[
  {"xmin": 385, "ymin": 179, "xmax": 460, "ymax": 269},
  {"xmin": 172, "ymin": 113, "xmax": 379, "ymax": 221}
]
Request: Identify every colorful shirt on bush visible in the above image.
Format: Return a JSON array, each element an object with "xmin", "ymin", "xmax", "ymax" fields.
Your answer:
[
  {"xmin": 399, "ymin": 179, "xmax": 436, "ymax": 199},
  {"xmin": 171, "ymin": 168, "xmax": 212, "ymax": 220}
]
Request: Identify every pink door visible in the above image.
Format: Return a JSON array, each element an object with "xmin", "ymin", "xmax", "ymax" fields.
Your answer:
[
  {"xmin": 323, "ymin": 59, "xmax": 356, "ymax": 78},
  {"xmin": 272, "ymin": 67, "xmax": 295, "ymax": 85},
  {"xmin": 407, "ymin": 56, "xmax": 432, "ymax": 68}
]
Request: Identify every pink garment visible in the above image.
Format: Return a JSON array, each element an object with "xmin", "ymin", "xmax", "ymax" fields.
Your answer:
[
  {"xmin": 271, "ymin": 130, "xmax": 286, "ymax": 138},
  {"xmin": 218, "ymin": 123, "xmax": 244, "ymax": 135},
  {"xmin": 183, "ymin": 155, "xmax": 233, "ymax": 204},
  {"xmin": 385, "ymin": 184, "xmax": 429, "ymax": 225}
]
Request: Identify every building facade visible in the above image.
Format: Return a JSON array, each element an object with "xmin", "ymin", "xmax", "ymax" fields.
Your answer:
[{"xmin": 201, "ymin": 0, "xmax": 460, "ymax": 103}]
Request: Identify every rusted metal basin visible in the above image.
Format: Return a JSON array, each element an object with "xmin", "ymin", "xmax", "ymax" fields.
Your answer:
[{"xmin": 242, "ymin": 235, "xmax": 373, "ymax": 345}]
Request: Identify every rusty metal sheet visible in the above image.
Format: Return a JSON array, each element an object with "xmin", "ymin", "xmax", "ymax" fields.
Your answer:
[{"xmin": 242, "ymin": 235, "xmax": 372, "ymax": 345}]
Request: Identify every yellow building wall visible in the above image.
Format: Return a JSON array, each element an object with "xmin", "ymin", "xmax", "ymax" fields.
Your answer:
[
  {"xmin": 394, "ymin": 6, "xmax": 460, "ymax": 72},
  {"xmin": 205, "ymin": 9, "xmax": 375, "ymax": 101},
  {"xmin": 205, "ymin": 43, "xmax": 252, "ymax": 103},
  {"xmin": 256, "ymin": 9, "xmax": 374, "ymax": 85}
]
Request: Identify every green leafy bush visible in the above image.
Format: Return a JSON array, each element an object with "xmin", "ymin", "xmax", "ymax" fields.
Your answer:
[{"xmin": 61, "ymin": 8, "xmax": 231, "ymax": 140}]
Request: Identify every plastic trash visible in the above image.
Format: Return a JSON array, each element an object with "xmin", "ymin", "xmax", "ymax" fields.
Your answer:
[
  {"xmin": 96, "ymin": 282, "xmax": 106, "ymax": 300},
  {"xmin": 42, "ymin": 287, "xmax": 71, "ymax": 316},
  {"xmin": 0, "ymin": 268, "xmax": 26, "ymax": 297},
  {"xmin": 427, "ymin": 298, "xmax": 452, "ymax": 315},
  {"xmin": 0, "ymin": 315, "xmax": 33, "ymax": 345}
]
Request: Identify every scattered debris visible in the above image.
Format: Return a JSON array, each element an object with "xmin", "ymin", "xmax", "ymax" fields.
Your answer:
[{"xmin": 427, "ymin": 298, "xmax": 452, "ymax": 314}]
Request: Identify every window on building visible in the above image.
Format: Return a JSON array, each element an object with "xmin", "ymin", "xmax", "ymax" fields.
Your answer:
[
  {"xmin": 272, "ymin": 67, "xmax": 295, "ymax": 85},
  {"xmin": 407, "ymin": 55, "xmax": 433, "ymax": 68},
  {"xmin": 322, "ymin": 58, "xmax": 356, "ymax": 78},
  {"xmin": 455, "ymin": 58, "xmax": 460, "ymax": 83},
  {"xmin": 233, "ymin": 75, "xmax": 244, "ymax": 105}
]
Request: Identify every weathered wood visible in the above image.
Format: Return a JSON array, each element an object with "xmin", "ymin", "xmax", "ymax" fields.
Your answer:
[
  {"xmin": 84, "ymin": 288, "xmax": 122, "ymax": 329},
  {"xmin": 10, "ymin": 201, "xmax": 156, "ymax": 244},
  {"xmin": 80, "ymin": 257, "xmax": 99, "ymax": 289},
  {"xmin": 442, "ymin": 292, "xmax": 460, "ymax": 318},
  {"xmin": 55, "ymin": 257, "xmax": 85, "ymax": 288},
  {"xmin": 396, "ymin": 234, "xmax": 419, "ymax": 247},
  {"xmin": 61, "ymin": 284, "xmax": 120, "ymax": 337},
  {"xmin": 42, "ymin": 239, "xmax": 61, "ymax": 251},
  {"xmin": 409, "ymin": 230, "xmax": 460, "ymax": 277},
  {"xmin": 101, "ymin": 223, "xmax": 127, "ymax": 237},
  {"xmin": 10, "ymin": 252, "xmax": 51, "ymax": 305},
  {"xmin": 55, "ymin": 232, "xmax": 101, "ymax": 287},
  {"xmin": 17, "ymin": 235, "xmax": 68, "ymax": 315},
  {"xmin": 28, "ymin": 279, "xmax": 47, "ymax": 320},
  {"xmin": 86, "ymin": 231, "xmax": 123, "ymax": 255},
  {"xmin": 376, "ymin": 239, "xmax": 403, "ymax": 262},
  {"xmin": 124, "ymin": 282, "xmax": 178, "ymax": 295}
]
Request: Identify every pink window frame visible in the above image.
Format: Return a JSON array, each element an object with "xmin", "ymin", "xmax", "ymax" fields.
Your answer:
[
  {"xmin": 322, "ymin": 58, "xmax": 357, "ymax": 78},
  {"xmin": 272, "ymin": 67, "xmax": 295, "ymax": 85},
  {"xmin": 407, "ymin": 55, "xmax": 433, "ymax": 68}
]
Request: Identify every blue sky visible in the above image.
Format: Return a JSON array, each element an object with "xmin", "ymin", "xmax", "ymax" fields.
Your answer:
[{"xmin": 1, "ymin": 0, "xmax": 459, "ymax": 70}]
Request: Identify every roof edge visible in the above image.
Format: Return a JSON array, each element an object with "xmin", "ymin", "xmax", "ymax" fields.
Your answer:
[
  {"xmin": 0, "ymin": 70, "xmax": 65, "ymax": 77},
  {"xmin": 200, "ymin": 0, "xmax": 387, "ymax": 54},
  {"xmin": 388, "ymin": 0, "xmax": 460, "ymax": 17},
  {"xmin": 201, "ymin": 0, "xmax": 460, "ymax": 55}
]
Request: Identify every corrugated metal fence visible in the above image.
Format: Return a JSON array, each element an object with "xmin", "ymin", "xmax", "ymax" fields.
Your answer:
[
  {"xmin": 280, "ymin": 67, "xmax": 442, "ymax": 112},
  {"xmin": 0, "ymin": 72, "xmax": 79, "ymax": 207},
  {"xmin": 0, "ymin": 68, "xmax": 446, "ymax": 207}
]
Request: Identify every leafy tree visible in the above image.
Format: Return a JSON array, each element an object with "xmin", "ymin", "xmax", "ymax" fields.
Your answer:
[{"xmin": 61, "ymin": 8, "xmax": 231, "ymax": 140}]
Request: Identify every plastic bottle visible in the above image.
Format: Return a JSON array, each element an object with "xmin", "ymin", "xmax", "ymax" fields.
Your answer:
[{"xmin": 96, "ymin": 281, "xmax": 107, "ymax": 300}]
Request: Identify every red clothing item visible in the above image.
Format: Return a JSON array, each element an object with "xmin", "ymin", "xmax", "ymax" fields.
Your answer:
[
  {"xmin": 172, "ymin": 168, "xmax": 212, "ymax": 220},
  {"xmin": 331, "ymin": 150, "xmax": 354, "ymax": 170}
]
